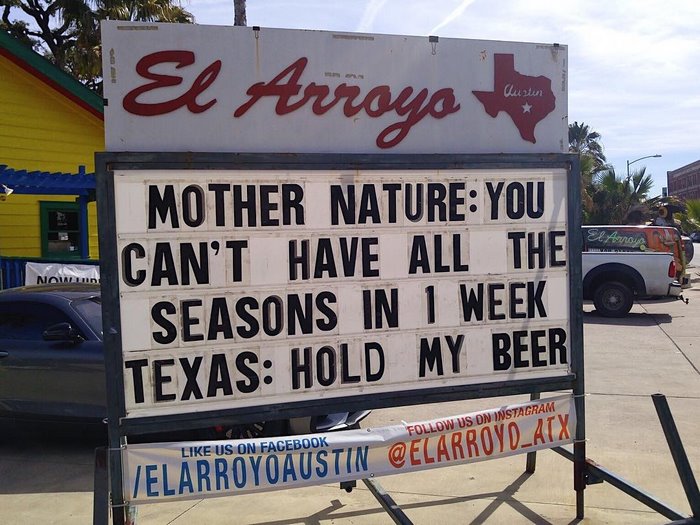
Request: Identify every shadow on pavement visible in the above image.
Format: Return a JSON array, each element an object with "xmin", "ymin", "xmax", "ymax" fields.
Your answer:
[
  {"xmin": 583, "ymin": 310, "xmax": 673, "ymax": 326},
  {"xmin": 0, "ymin": 421, "xmax": 105, "ymax": 495},
  {"xmin": 248, "ymin": 472, "xmax": 559, "ymax": 525}
]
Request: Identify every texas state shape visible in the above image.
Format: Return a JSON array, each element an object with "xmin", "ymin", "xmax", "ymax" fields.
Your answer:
[{"xmin": 472, "ymin": 54, "xmax": 555, "ymax": 143}]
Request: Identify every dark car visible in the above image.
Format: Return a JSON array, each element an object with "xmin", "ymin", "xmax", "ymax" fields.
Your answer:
[
  {"xmin": 690, "ymin": 232, "xmax": 700, "ymax": 243},
  {"xmin": 0, "ymin": 284, "xmax": 368, "ymax": 437}
]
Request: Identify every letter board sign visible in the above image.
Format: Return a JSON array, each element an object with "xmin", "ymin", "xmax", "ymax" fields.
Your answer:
[
  {"xmin": 101, "ymin": 22, "xmax": 568, "ymax": 155},
  {"xmin": 98, "ymin": 153, "xmax": 580, "ymax": 425}
]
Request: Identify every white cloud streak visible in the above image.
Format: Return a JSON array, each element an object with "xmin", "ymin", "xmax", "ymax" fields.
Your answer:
[
  {"xmin": 429, "ymin": 0, "xmax": 476, "ymax": 34},
  {"xmin": 183, "ymin": 0, "xmax": 700, "ymax": 191},
  {"xmin": 357, "ymin": 0, "xmax": 389, "ymax": 32}
]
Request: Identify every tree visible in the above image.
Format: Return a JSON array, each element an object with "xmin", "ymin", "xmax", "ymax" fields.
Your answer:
[
  {"xmin": 684, "ymin": 199, "xmax": 700, "ymax": 228},
  {"xmin": 1, "ymin": 1, "xmax": 193, "ymax": 91},
  {"xmin": 234, "ymin": 0, "xmax": 246, "ymax": 26},
  {"xmin": 587, "ymin": 166, "xmax": 655, "ymax": 224},
  {"xmin": 673, "ymin": 199, "xmax": 700, "ymax": 234},
  {"xmin": 569, "ymin": 121, "xmax": 607, "ymax": 171},
  {"xmin": 569, "ymin": 122, "xmax": 609, "ymax": 221}
]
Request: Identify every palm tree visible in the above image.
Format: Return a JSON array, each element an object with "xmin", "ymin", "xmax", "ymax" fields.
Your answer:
[
  {"xmin": 569, "ymin": 121, "xmax": 607, "ymax": 171},
  {"xmin": 569, "ymin": 122, "xmax": 608, "ymax": 221},
  {"xmin": 587, "ymin": 166, "xmax": 655, "ymax": 224},
  {"xmin": 685, "ymin": 199, "xmax": 700, "ymax": 226},
  {"xmin": 675, "ymin": 199, "xmax": 700, "ymax": 233},
  {"xmin": 234, "ymin": 0, "xmax": 246, "ymax": 26}
]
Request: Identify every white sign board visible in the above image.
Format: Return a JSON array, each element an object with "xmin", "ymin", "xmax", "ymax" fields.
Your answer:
[
  {"xmin": 25, "ymin": 262, "xmax": 100, "ymax": 285},
  {"xmin": 101, "ymin": 22, "xmax": 567, "ymax": 154},
  {"xmin": 114, "ymin": 167, "xmax": 570, "ymax": 419},
  {"xmin": 123, "ymin": 395, "xmax": 575, "ymax": 503}
]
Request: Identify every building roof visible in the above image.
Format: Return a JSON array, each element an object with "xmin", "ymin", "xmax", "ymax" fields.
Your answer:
[
  {"xmin": 668, "ymin": 160, "xmax": 700, "ymax": 177},
  {"xmin": 0, "ymin": 164, "xmax": 95, "ymax": 196},
  {"xmin": 0, "ymin": 30, "xmax": 103, "ymax": 119}
]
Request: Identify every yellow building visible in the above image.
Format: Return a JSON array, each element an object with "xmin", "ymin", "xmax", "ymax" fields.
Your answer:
[{"xmin": 0, "ymin": 30, "xmax": 103, "ymax": 271}]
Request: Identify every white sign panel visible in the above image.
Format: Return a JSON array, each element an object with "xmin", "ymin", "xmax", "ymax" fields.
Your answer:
[
  {"xmin": 114, "ymin": 167, "xmax": 570, "ymax": 419},
  {"xmin": 123, "ymin": 395, "xmax": 575, "ymax": 503},
  {"xmin": 101, "ymin": 22, "xmax": 567, "ymax": 154},
  {"xmin": 25, "ymin": 261, "xmax": 100, "ymax": 285}
]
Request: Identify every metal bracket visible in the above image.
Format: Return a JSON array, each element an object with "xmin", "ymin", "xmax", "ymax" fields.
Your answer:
[
  {"xmin": 586, "ymin": 469, "xmax": 604, "ymax": 485},
  {"xmin": 551, "ymin": 392, "xmax": 700, "ymax": 522},
  {"xmin": 340, "ymin": 480, "xmax": 356, "ymax": 493}
]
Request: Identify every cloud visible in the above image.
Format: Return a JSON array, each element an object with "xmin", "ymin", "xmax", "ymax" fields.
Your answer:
[
  {"xmin": 185, "ymin": 0, "xmax": 700, "ymax": 190},
  {"xmin": 357, "ymin": 0, "xmax": 389, "ymax": 32},
  {"xmin": 429, "ymin": 0, "xmax": 476, "ymax": 34}
]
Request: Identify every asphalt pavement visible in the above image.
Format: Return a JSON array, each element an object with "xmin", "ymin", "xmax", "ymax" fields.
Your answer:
[{"xmin": 1, "ymin": 254, "xmax": 699, "ymax": 524}]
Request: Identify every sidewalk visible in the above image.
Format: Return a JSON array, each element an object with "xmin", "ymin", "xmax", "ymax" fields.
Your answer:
[
  {"xmin": 130, "ymin": 261, "xmax": 700, "ymax": 523},
  {"xmin": 1, "ymin": 267, "xmax": 699, "ymax": 524}
]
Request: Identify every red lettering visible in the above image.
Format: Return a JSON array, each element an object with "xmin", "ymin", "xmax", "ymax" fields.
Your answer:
[
  {"xmin": 533, "ymin": 418, "xmax": 546, "ymax": 445},
  {"xmin": 409, "ymin": 439, "xmax": 421, "ymax": 466},
  {"xmin": 233, "ymin": 57, "xmax": 461, "ymax": 148},
  {"xmin": 465, "ymin": 429, "xmax": 479, "ymax": 457},
  {"xmin": 493, "ymin": 423, "xmax": 506, "ymax": 452},
  {"xmin": 234, "ymin": 58, "xmax": 308, "ymax": 116},
  {"xmin": 508, "ymin": 422, "xmax": 520, "ymax": 450},
  {"xmin": 558, "ymin": 414, "xmax": 570, "ymax": 440},
  {"xmin": 481, "ymin": 427, "xmax": 494, "ymax": 455},
  {"xmin": 422, "ymin": 437, "xmax": 435, "ymax": 464},
  {"xmin": 123, "ymin": 51, "xmax": 221, "ymax": 116},
  {"xmin": 451, "ymin": 431, "xmax": 465, "ymax": 459},
  {"xmin": 546, "ymin": 415, "xmax": 556, "ymax": 441},
  {"xmin": 436, "ymin": 435, "xmax": 450, "ymax": 462}
]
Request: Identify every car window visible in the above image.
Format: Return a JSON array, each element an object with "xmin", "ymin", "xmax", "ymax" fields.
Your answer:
[
  {"xmin": 72, "ymin": 297, "xmax": 102, "ymax": 339},
  {"xmin": 0, "ymin": 302, "xmax": 76, "ymax": 341}
]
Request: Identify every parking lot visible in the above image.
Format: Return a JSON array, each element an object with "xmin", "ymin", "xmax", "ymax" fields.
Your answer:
[{"xmin": 1, "ymin": 260, "xmax": 699, "ymax": 524}]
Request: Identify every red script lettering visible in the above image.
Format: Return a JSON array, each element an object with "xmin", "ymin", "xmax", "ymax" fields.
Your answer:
[
  {"xmin": 123, "ymin": 51, "xmax": 221, "ymax": 116},
  {"xmin": 233, "ymin": 57, "xmax": 461, "ymax": 148}
]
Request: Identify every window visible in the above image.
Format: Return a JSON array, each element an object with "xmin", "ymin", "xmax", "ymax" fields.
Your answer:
[
  {"xmin": 72, "ymin": 297, "xmax": 102, "ymax": 339},
  {"xmin": 0, "ymin": 302, "xmax": 74, "ymax": 341},
  {"xmin": 40, "ymin": 201, "xmax": 81, "ymax": 259}
]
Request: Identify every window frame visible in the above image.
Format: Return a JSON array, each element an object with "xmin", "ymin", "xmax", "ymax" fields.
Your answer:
[{"xmin": 40, "ymin": 201, "xmax": 82, "ymax": 260}]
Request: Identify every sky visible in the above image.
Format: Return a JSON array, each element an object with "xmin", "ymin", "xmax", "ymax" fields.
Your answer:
[{"xmin": 182, "ymin": 0, "xmax": 700, "ymax": 196}]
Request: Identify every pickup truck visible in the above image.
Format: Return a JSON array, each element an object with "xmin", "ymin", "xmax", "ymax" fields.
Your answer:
[{"xmin": 582, "ymin": 251, "xmax": 684, "ymax": 317}]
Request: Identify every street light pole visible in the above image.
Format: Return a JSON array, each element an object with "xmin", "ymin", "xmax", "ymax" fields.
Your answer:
[{"xmin": 627, "ymin": 154, "xmax": 662, "ymax": 179}]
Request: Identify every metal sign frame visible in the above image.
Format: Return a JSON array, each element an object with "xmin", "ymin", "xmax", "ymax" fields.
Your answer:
[{"xmin": 96, "ymin": 151, "xmax": 584, "ymax": 521}]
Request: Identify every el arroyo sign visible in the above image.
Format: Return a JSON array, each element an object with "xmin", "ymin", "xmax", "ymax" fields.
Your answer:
[{"xmin": 102, "ymin": 22, "xmax": 567, "ymax": 154}]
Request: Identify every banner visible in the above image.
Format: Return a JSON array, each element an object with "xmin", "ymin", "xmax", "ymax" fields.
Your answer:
[
  {"xmin": 24, "ymin": 262, "xmax": 100, "ymax": 285},
  {"xmin": 122, "ymin": 394, "xmax": 574, "ymax": 504}
]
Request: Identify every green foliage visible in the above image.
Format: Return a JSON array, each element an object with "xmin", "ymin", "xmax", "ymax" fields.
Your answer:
[
  {"xmin": 569, "ymin": 121, "xmax": 607, "ymax": 172},
  {"xmin": 568, "ymin": 121, "xmax": 610, "ymax": 222},
  {"xmin": 586, "ymin": 166, "xmax": 655, "ymax": 225},
  {"xmin": 1, "ymin": 1, "xmax": 193, "ymax": 92},
  {"xmin": 568, "ymin": 121, "xmax": 667, "ymax": 225},
  {"xmin": 675, "ymin": 199, "xmax": 700, "ymax": 233},
  {"xmin": 685, "ymin": 199, "xmax": 700, "ymax": 224}
]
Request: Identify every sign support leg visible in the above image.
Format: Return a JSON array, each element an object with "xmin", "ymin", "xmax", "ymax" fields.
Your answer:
[
  {"xmin": 573, "ymin": 391, "xmax": 587, "ymax": 519},
  {"xmin": 108, "ymin": 433, "xmax": 126, "ymax": 525},
  {"xmin": 652, "ymin": 393, "xmax": 700, "ymax": 518},
  {"xmin": 525, "ymin": 392, "xmax": 541, "ymax": 473},
  {"xmin": 566, "ymin": 155, "xmax": 586, "ymax": 519},
  {"xmin": 363, "ymin": 478, "xmax": 413, "ymax": 525},
  {"xmin": 93, "ymin": 447, "xmax": 109, "ymax": 525}
]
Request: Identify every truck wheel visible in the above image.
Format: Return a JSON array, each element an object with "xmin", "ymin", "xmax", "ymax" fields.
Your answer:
[{"xmin": 593, "ymin": 281, "xmax": 633, "ymax": 317}]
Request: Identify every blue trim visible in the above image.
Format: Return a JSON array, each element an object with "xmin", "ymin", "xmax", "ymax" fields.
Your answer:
[
  {"xmin": 78, "ymin": 195, "xmax": 89, "ymax": 258},
  {"xmin": 0, "ymin": 164, "xmax": 95, "ymax": 196}
]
